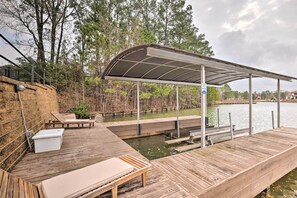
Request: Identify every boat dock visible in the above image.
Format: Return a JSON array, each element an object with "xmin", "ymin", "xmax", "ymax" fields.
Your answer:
[
  {"xmin": 101, "ymin": 115, "xmax": 201, "ymax": 139},
  {"xmin": 11, "ymin": 124, "xmax": 145, "ymax": 183},
  {"xmin": 10, "ymin": 125, "xmax": 297, "ymax": 198}
]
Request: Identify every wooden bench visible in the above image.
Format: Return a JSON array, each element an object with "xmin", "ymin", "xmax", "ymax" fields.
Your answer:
[
  {"xmin": 0, "ymin": 168, "xmax": 42, "ymax": 198},
  {"xmin": 0, "ymin": 155, "xmax": 150, "ymax": 198},
  {"xmin": 47, "ymin": 112, "xmax": 95, "ymax": 129}
]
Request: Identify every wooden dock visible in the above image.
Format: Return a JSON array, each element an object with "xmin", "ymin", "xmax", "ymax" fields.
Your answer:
[
  {"xmin": 11, "ymin": 124, "xmax": 145, "ymax": 183},
  {"xmin": 216, "ymin": 100, "xmax": 257, "ymax": 105},
  {"xmin": 101, "ymin": 115, "xmax": 201, "ymax": 139},
  {"xmin": 122, "ymin": 127, "xmax": 297, "ymax": 198},
  {"xmin": 9, "ymin": 125, "xmax": 297, "ymax": 198}
]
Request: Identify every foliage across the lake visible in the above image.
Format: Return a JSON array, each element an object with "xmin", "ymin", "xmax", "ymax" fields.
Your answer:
[
  {"xmin": 1, "ymin": 0, "xmax": 220, "ymax": 112},
  {"xmin": 220, "ymin": 84, "xmax": 289, "ymax": 101}
]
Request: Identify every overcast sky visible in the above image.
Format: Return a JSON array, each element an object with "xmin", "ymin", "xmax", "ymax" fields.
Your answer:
[
  {"xmin": 1, "ymin": 0, "xmax": 297, "ymax": 92},
  {"xmin": 187, "ymin": 0, "xmax": 297, "ymax": 92}
]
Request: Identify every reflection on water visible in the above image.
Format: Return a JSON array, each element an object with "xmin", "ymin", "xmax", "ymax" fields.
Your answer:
[
  {"xmin": 124, "ymin": 135, "xmax": 177, "ymax": 160},
  {"xmin": 108, "ymin": 102, "xmax": 297, "ymax": 197},
  {"xmin": 270, "ymin": 168, "xmax": 297, "ymax": 197}
]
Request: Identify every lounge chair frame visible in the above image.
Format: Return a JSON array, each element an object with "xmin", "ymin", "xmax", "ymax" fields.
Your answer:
[
  {"xmin": 0, "ymin": 155, "xmax": 150, "ymax": 198},
  {"xmin": 48, "ymin": 112, "xmax": 95, "ymax": 128},
  {"xmin": 80, "ymin": 155, "xmax": 150, "ymax": 198}
]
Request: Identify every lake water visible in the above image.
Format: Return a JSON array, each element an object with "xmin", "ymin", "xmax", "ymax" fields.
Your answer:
[
  {"xmin": 105, "ymin": 102, "xmax": 297, "ymax": 197},
  {"xmin": 105, "ymin": 102, "xmax": 297, "ymax": 132}
]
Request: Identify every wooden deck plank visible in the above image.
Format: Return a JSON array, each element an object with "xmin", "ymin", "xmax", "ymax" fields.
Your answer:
[
  {"xmin": 152, "ymin": 128, "xmax": 297, "ymax": 198},
  {"xmin": 12, "ymin": 124, "xmax": 145, "ymax": 183},
  {"xmin": 8, "ymin": 125, "xmax": 297, "ymax": 198}
]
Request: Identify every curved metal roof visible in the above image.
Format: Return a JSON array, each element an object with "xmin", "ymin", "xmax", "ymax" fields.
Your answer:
[{"xmin": 102, "ymin": 44, "xmax": 297, "ymax": 86}]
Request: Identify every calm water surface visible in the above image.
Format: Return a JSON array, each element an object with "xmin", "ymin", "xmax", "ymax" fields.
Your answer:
[{"xmin": 106, "ymin": 102, "xmax": 297, "ymax": 197}]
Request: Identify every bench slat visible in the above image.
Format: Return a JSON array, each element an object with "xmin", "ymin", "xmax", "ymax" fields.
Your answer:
[{"xmin": 0, "ymin": 171, "xmax": 9, "ymax": 197}]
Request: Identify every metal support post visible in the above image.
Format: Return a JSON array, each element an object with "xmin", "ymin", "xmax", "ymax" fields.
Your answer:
[
  {"xmin": 229, "ymin": 112, "xmax": 234, "ymax": 139},
  {"xmin": 137, "ymin": 81, "xmax": 141, "ymax": 135},
  {"xmin": 201, "ymin": 65, "xmax": 206, "ymax": 147},
  {"xmin": 272, "ymin": 111, "xmax": 275, "ymax": 129},
  {"xmin": 249, "ymin": 74, "xmax": 253, "ymax": 135},
  {"xmin": 176, "ymin": 85, "xmax": 180, "ymax": 138},
  {"xmin": 217, "ymin": 108, "xmax": 220, "ymax": 127},
  {"xmin": 277, "ymin": 79, "xmax": 281, "ymax": 128}
]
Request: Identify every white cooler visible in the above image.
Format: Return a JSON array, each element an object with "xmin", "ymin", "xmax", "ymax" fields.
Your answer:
[{"xmin": 32, "ymin": 128, "xmax": 64, "ymax": 153}]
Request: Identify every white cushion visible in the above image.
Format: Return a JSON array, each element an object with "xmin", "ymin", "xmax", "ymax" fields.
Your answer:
[{"xmin": 41, "ymin": 158, "xmax": 134, "ymax": 198}]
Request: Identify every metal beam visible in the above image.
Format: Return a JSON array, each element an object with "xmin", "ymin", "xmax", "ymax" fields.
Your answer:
[
  {"xmin": 118, "ymin": 59, "xmax": 200, "ymax": 72},
  {"xmin": 205, "ymin": 73, "xmax": 247, "ymax": 82},
  {"xmin": 207, "ymin": 75, "xmax": 247, "ymax": 84},
  {"xmin": 249, "ymin": 74, "xmax": 253, "ymax": 135},
  {"xmin": 277, "ymin": 79, "xmax": 281, "ymax": 128},
  {"xmin": 157, "ymin": 64, "xmax": 195, "ymax": 79},
  {"xmin": 201, "ymin": 65, "xmax": 206, "ymax": 147},
  {"xmin": 147, "ymin": 47, "xmax": 294, "ymax": 81},
  {"xmin": 137, "ymin": 81, "xmax": 141, "ymax": 135},
  {"xmin": 123, "ymin": 56, "xmax": 152, "ymax": 76},
  {"xmin": 218, "ymin": 76, "xmax": 252, "ymax": 85},
  {"xmin": 105, "ymin": 76, "xmax": 219, "ymax": 87},
  {"xmin": 176, "ymin": 85, "xmax": 180, "ymax": 138},
  {"xmin": 141, "ymin": 60, "xmax": 176, "ymax": 78}
]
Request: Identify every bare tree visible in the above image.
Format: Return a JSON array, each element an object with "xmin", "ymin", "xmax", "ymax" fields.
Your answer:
[{"xmin": 0, "ymin": 0, "xmax": 75, "ymax": 67}]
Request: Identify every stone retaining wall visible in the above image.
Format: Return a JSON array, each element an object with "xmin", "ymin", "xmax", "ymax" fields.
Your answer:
[{"xmin": 0, "ymin": 76, "xmax": 58, "ymax": 171}]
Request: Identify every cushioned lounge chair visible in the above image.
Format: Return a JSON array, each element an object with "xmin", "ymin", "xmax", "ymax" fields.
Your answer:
[
  {"xmin": 50, "ymin": 112, "xmax": 95, "ymax": 128},
  {"xmin": 0, "ymin": 155, "xmax": 150, "ymax": 198}
]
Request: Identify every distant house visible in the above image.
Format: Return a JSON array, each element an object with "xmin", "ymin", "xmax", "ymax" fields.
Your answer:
[
  {"xmin": 255, "ymin": 95, "xmax": 261, "ymax": 100},
  {"xmin": 286, "ymin": 91, "xmax": 297, "ymax": 100},
  {"xmin": 270, "ymin": 97, "xmax": 277, "ymax": 102}
]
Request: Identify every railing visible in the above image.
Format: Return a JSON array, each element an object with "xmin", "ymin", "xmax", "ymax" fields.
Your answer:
[{"xmin": 0, "ymin": 33, "xmax": 51, "ymax": 85}]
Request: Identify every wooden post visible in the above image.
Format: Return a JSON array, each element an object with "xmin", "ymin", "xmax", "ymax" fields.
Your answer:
[
  {"xmin": 112, "ymin": 186, "xmax": 118, "ymax": 198},
  {"xmin": 142, "ymin": 172, "xmax": 147, "ymax": 187}
]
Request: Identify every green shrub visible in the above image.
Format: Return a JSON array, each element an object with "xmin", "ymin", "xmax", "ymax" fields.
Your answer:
[{"xmin": 70, "ymin": 102, "xmax": 90, "ymax": 119}]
